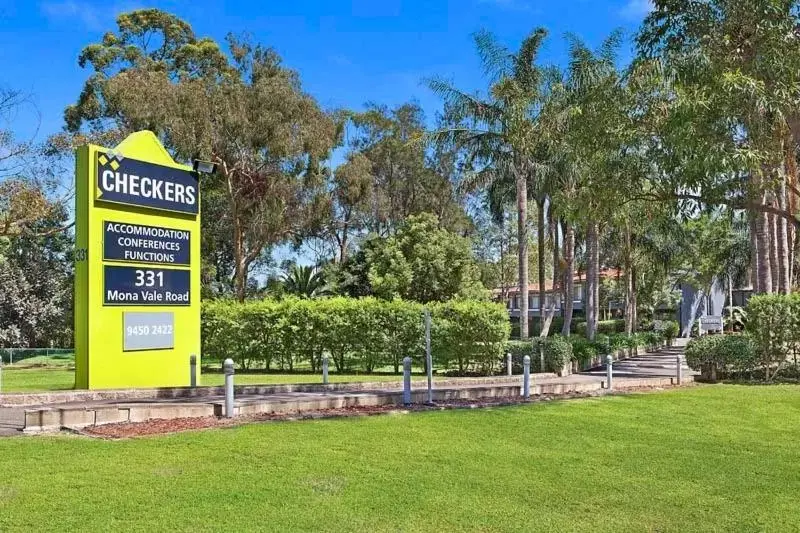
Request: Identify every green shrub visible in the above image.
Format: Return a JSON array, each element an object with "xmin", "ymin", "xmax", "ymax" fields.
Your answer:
[
  {"xmin": 571, "ymin": 320, "xmax": 587, "ymax": 335},
  {"xmin": 540, "ymin": 335, "xmax": 573, "ymax": 373},
  {"xmin": 569, "ymin": 336, "xmax": 599, "ymax": 365},
  {"xmin": 746, "ymin": 294, "xmax": 800, "ymax": 379},
  {"xmin": 661, "ymin": 320, "xmax": 680, "ymax": 345},
  {"xmin": 685, "ymin": 334, "xmax": 756, "ymax": 380},
  {"xmin": 639, "ymin": 318, "xmax": 654, "ymax": 332},
  {"xmin": 569, "ymin": 319, "xmax": 624, "ymax": 336},
  {"xmin": 641, "ymin": 331, "xmax": 664, "ymax": 351},
  {"xmin": 203, "ymin": 297, "xmax": 509, "ymax": 376},
  {"xmin": 505, "ymin": 340, "xmax": 544, "ymax": 373},
  {"xmin": 431, "ymin": 300, "xmax": 510, "ymax": 374},
  {"xmin": 597, "ymin": 319, "xmax": 626, "ymax": 335},
  {"xmin": 617, "ymin": 334, "xmax": 640, "ymax": 350},
  {"xmin": 510, "ymin": 316, "xmax": 566, "ymax": 338},
  {"xmin": 606, "ymin": 333, "xmax": 628, "ymax": 351}
]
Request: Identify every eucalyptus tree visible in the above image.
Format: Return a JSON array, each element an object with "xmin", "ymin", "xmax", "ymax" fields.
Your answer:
[
  {"xmin": 0, "ymin": 206, "xmax": 73, "ymax": 348},
  {"xmin": 427, "ymin": 28, "xmax": 553, "ymax": 338},
  {"xmin": 0, "ymin": 87, "xmax": 73, "ymax": 239},
  {"xmin": 638, "ymin": 0, "xmax": 800, "ymax": 294},
  {"xmin": 62, "ymin": 9, "xmax": 339, "ymax": 301}
]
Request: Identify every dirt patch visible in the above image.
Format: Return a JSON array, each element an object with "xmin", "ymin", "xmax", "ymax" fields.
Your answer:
[{"xmin": 77, "ymin": 385, "xmax": 695, "ymax": 439}]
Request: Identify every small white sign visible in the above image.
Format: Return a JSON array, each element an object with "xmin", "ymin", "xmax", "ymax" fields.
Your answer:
[
  {"xmin": 123, "ymin": 312, "xmax": 175, "ymax": 351},
  {"xmin": 700, "ymin": 315, "xmax": 724, "ymax": 331}
]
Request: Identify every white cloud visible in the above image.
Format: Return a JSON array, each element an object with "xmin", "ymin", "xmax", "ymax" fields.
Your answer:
[
  {"xmin": 329, "ymin": 54, "xmax": 353, "ymax": 67},
  {"xmin": 476, "ymin": 0, "xmax": 539, "ymax": 13},
  {"xmin": 40, "ymin": 1, "xmax": 142, "ymax": 31},
  {"xmin": 41, "ymin": 1, "xmax": 103, "ymax": 30},
  {"xmin": 619, "ymin": 0, "xmax": 653, "ymax": 20}
]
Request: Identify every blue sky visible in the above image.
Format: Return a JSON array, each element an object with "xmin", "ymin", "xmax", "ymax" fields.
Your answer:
[{"xmin": 0, "ymin": 0, "xmax": 653, "ymax": 146}]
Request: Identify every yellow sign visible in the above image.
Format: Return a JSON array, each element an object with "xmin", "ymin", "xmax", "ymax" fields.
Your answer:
[{"xmin": 74, "ymin": 131, "xmax": 201, "ymax": 389}]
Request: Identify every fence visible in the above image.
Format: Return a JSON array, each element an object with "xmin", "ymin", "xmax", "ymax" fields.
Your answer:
[{"xmin": 0, "ymin": 348, "xmax": 74, "ymax": 365}]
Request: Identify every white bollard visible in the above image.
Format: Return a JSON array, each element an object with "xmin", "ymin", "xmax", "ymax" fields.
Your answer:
[
  {"xmin": 402, "ymin": 356, "xmax": 412, "ymax": 405},
  {"xmin": 223, "ymin": 358, "xmax": 235, "ymax": 418},
  {"xmin": 507, "ymin": 352, "xmax": 513, "ymax": 376},
  {"xmin": 606, "ymin": 354, "xmax": 613, "ymax": 390},
  {"xmin": 0, "ymin": 361, "xmax": 3, "ymax": 394},
  {"xmin": 190, "ymin": 354, "xmax": 197, "ymax": 388},
  {"xmin": 676, "ymin": 354, "xmax": 683, "ymax": 385},
  {"xmin": 523, "ymin": 355, "xmax": 530, "ymax": 399},
  {"xmin": 425, "ymin": 310, "xmax": 433, "ymax": 404},
  {"xmin": 322, "ymin": 355, "xmax": 329, "ymax": 385}
]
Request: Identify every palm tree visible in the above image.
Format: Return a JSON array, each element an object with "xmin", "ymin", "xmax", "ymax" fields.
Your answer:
[
  {"xmin": 282, "ymin": 265, "xmax": 332, "ymax": 298},
  {"xmin": 427, "ymin": 28, "xmax": 552, "ymax": 339},
  {"xmin": 559, "ymin": 31, "xmax": 628, "ymax": 339}
]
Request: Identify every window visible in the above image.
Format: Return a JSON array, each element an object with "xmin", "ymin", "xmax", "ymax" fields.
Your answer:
[{"xmin": 573, "ymin": 284, "xmax": 583, "ymax": 302}]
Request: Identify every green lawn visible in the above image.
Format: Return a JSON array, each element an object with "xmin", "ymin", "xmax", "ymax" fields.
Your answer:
[
  {"xmin": 1, "ymin": 386, "xmax": 799, "ymax": 532},
  {"xmin": 1, "ymin": 367, "xmax": 420, "ymax": 393}
]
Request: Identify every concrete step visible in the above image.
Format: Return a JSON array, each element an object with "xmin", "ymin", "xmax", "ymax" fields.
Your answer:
[
  {"xmin": 0, "ymin": 373, "xmax": 559, "ymax": 408},
  {"xmin": 14, "ymin": 375, "xmax": 692, "ymax": 434}
]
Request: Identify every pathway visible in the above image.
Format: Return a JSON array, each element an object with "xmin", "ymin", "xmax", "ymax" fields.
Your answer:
[
  {"xmin": 0, "ymin": 343, "xmax": 693, "ymax": 435},
  {"xmin": 581, "ymin": 340, "xmax": 694, "ymax": 379}
]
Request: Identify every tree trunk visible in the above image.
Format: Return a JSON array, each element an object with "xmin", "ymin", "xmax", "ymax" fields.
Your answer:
[
  {"xmin": 233, "ymin": 218, "xmax": 248, "ymax": 302},
  {"xmin": 586, "ymin": 219, "xmax": 599, "ymax": 340},
  {"xmin": 540, "ymin": 210, "xmax": 559, "ymax": 337},
  {"xmin": 537, "ymin": 197, "xmax": 547, "ymax": 337},
  {"xmin": 727, "ymin": 274, "xmax": 734, "ymax": 332},
  {"xmin": 756, "ymin": 199, "xmax": 773, "ymax": 294},
  {"xmin": 338, "ymin": 221, "xmax": 349, "ymax": 264},
  {"xmin": 778, "ymin": 182, "xmax": 791, "ymax": 294},
  {"xmin": 624, "ymin": 222, "xmax": 635, "ymax": 336},
  {"xmin": 561, "ymin": 223, "xmax": 575, "ymax": 336},
  {"xmin": 785, "ymin": 137, "xmax": 797, "ymax": 290},
  {"xmin": 769, "ymin": 207, "xmax": 780, "ymax": 292},
  {"xmin": 516, "ymin": 173, "xmax": 529, "ymax": 339},
  {"xmin": 499, "ymin": 215, "xmax": 507, "ymax": 301},
  {"xmin": 749, "ymin": 209, "xmax": 760, "ymax": 293},
  {"xmin": 631, "ymin": 267, "xmax": 637, "ymax": 332}
]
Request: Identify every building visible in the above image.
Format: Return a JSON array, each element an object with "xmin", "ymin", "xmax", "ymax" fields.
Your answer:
[
  {"xmin": 494, "ymin": 269, "xmax": 623, "ymax": 319},
  {"xmin": 677, "ymin": 279, "xmax": 753, "ymax": 337}
]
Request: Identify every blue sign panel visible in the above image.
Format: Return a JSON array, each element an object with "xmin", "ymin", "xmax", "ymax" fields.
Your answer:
[
  {"xmin": 104, "ymin": 265, "xmax": 191, "ymax": 306},
  {"xmin": 96, "ymin": 152, "xmax": 199, "ymax": 214},
  {"xmin": 104, "ymin": 221, "xmax": 191, "ymax": 266}
]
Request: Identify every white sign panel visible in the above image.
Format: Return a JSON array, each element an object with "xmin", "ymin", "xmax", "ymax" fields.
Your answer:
[{"xmin": 123, "ymin": 312, "xmax": 175, "ymax": 351}]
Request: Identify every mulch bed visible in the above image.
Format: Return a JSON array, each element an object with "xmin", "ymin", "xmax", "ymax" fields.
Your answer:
[{"xmin": 77, "ymin": 383, "xmax": 694, "ymax": 439}]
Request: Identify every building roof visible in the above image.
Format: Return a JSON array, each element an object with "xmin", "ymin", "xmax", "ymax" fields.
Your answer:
[{"xmin": 492, "ymin": 268, "xmax": 623, "ymax": 296}]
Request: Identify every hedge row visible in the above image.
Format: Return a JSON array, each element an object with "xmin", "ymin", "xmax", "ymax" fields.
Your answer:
[
  {"xmin": 202, "ymin": 297, "xmax": 510, "ymax": 374},
  {"xmin": 505, "ymin": 330, "xmax": 668, "ymax": 373},
  {"xmin": 513, "ymin": 317, "xmax": 678, "ymax": 339},
  {"xmin": 512, "ymin": 318, "xmax": 629, "ymax": 337}
]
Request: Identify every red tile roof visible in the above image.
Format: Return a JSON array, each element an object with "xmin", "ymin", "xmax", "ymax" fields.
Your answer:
[{"xmin": 492, "ymin": 268, "xmax": 622, "ymax": 295}]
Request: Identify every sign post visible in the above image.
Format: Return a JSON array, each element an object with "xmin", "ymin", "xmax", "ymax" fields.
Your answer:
[
  {"xmin": 699, "ymin": 315, "xmax": 723, "ymax": 336},
  {"xmin": 74, "ymin": 131, "xmax": 201, "ymax": 389}
]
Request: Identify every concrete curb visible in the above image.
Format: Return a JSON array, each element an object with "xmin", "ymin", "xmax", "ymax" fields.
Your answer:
[
  {"xmin": 15, "ymin": 375, "xmax": 693, "ymax": 433},
  {"xmin": 0, "ymin": 373, "xmax": 559, "ymax": 407}
]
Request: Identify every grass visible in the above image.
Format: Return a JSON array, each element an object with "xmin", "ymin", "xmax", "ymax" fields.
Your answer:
[
  {"xmin": 1, "ymin": 385, "xmax": 799, "ymax": 532},
  {"xmin": 1, "ymin": 355, "xmax": 449, "ymax": 393},
  {"xmin": 1, "ymin": 367, "xmax": 428, "ymax": 393},
  {"xmin": 1, "ymin": 369, "xmax": 76, "ymax": 392}
]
